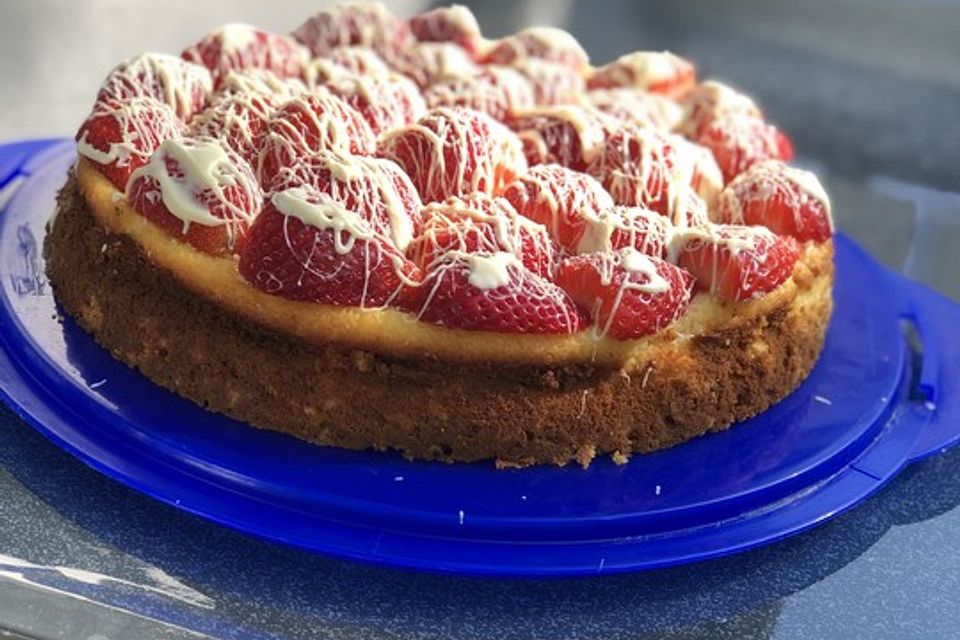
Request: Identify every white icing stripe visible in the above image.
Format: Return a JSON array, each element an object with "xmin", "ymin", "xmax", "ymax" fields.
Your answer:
[
  {"xmin": 466, "ymin": 252, "xmax": 522, "ymax": 289},
  {"xmin": 272, "ymin": 187, "xmax": 374, "ymax": 255}
]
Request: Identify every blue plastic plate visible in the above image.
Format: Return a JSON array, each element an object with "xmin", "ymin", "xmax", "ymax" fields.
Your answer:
[{"xmin": 1, "ymin": 139, "xmax": 959, "ymax": 577}]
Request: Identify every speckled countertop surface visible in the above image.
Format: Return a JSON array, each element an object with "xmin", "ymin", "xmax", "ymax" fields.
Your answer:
[{"xmin": 1, "ymin": 1, "xmax": 959, "ymax": 638}]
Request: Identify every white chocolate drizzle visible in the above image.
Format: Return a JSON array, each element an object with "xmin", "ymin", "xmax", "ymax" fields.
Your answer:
[{"xmin": 98, "ymin": 52, "xmax": 212, "ymax": 120}]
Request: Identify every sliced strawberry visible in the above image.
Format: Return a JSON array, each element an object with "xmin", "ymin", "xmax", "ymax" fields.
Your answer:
[
  {"xmin": 292, "ymin": 2, "xmax": 414, "ymax": 64},
  {"xmin": 585, "ymin": 123, "xmax": 680, "ymax": 214},
  {"xmin": 239, "ymin": 186, "xmax": 419, "ymax": 308},
  {"xmin": 423, "ymin": 66, "xmax": 535, "ymax": 122},
  {"xmin": 678, "ymin": 80, "xmax": 762, "ymax": 138},
  {"xmin": 416, "ymin": 251, "xmax": 585, "ymax": 334},
  {"xmin": 327, "ymin": 73, "xmax": 427, "ymax": 136},
  {"xmin": 587, "ymin": 88, "xmax": 683, "ymax": 131},
  {"xmin": 408, "ymin": 5, "xmax": 485, "ymax": 58},
  {"xmin": 501, "ymin": 164, "xmax": 613, "ymax": 252},
  {"xmin": 556, "ymin": 250, "xmax": 694, "ymax": 339},
  {"xmin": 409, "ymin": 193, "xmax": 555, "ymax": 277},
  {"xmin": 587, "ymin": 51, "xmax": 696, "ymax": 98},
  {"xmin": 697, "ymin": 114, "xmax": 794, "ymax": 183},
  {"xmin": 716, "ymin": 160, "xmax": 833, "ymax": 243},
  {"xmin": 677, "ymin": 225, "xmax": 800, "ymax": 301},
  {"xmin": 97, "ymin": 53, "xmax": 212, "ymax": 121},
  {"xmin": 267, "ymin": 150, "xmax": 423, "ymax": 252},
  {"xmin": 126, "ymin": 137, "xmax": 263, "ymax": 254},
  {"xmin": 575, "ymin": 205, "xmax": 670, "ymax": 257},
  {"xmin": 378, "ymin": 107, "xmax": 527, "ymax": 203},
  {"xmin": 182, "ymin": 24, "xmax": 307, "ymax": 89},
  {"xmin": 672, "ymin": 135, "xmax": 724, "ymax": 209},
  {"xmin": 257, "ymin": 90, "xmax": 375, "ymax": 185},
  {"xmin": 76, "ymin": 97, "xmax": 186, "ymax": 191},
  {"xmin": 215, "ymin": 68, "xmax": 305, "ymax": 100},
  {"xmin": 511, "ymin": 59, "xmax": 585, "ymax": 107},
  {"xmin": 507, "ymin": 105, "xmax": 617, "ymax": 172},
  {"xmin": 396, "ymin": 42, "xmax": 480, "ymax": 89},
  {"xmin": 482, "ymin": 27, "xmax": 589, "ymax": 72},
  {"xmin": 189, "ymin": 92, "xmax": 275, "ymax": 170}
]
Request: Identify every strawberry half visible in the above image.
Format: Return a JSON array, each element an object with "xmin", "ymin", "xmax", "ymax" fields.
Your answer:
[
  {"xmin": 696, "ymin": 114, "xmax": 794, "ymax": 183},
  {"xmin": 423, "ymin": 66, "xmax": 535, "ymax": 122},
  {"xmin": 267, "ymin": 150, "xmax": 423, "ymax": 252},
  {"xmin": 409, "ymin": 193, "xmax": 556, "ymax": 278},
  {"xmin": 238, "ymin": 185, "xmax": 420, "ymax": 308},
  {"xmin": 678, "ymin": 80, "xmax": 762, "ymax": 139},
  {"xmin": 395, "ymin": 42, "xmax": 479, "ymax": 89},
  {"xmin": 575, "ymin": 205, "xmax": 670, "ymax": 257},
  {"xmin": 257, "ymin": 90, "xmax": 375, "ymax": 185},
  {"xmin": 378, "ymin": 107, "xmax": 527, "ymax": 203},
  {"xmin": 587, "ymin": 51, "xmax": 696, "ymax": 99},
  {"xmin": 501, "ymin": 164, "xmax": 613, "ymax": 252},
  {"xmin": 507, "ymin": 105, "xmax": 617, "ymax": 172},
  {"xmin": 97, "ymin": 53, "xmax": 212, "ymax": 121},
  {"xmin": 512, "ymin": 59, "xmax": 585, "ymax": 107},
  {"xmin": 215, "ymin": 68, "xmax": 306, "ymax": 101},
  {"xmin": 587, "ymin": 87, "xmax": 684, "ymax": 131},
  {"xmin": 292, "ymin": 2, "xmax": 414, "ymax": 64},
  {"xmin": 677, "ymin": 225, "xmax": 800, "ymax": 302},
  {"xmin": 585, "ymin": 123, "xmax": 680, "ymax": 214},
  {"xmin": 716, "ymin": 160, "xmax": 833, "ymax": 243},
  {"xmin": 416, "ymin": 251, "xmax": 586, "ymax": 334},
  {"xmin": 182, "ymin": 24, "xmax": 307, "ymax": 89},
  {"xmin": 482, "ymin": 27, "xmax": 589, "ymax": 72},
  {"xmin": 556, "ymin": 249, "xmax": 694, "ymax": 339},
  {"xmin": 408, "ymin": 5, "xmax": 485, "ymax": 58},
  {"xmin": 76, "ymin": 97, "xmax": 186, "ymax": 191},
  {"xmin": 126, "ymin": 137, "xmax": 263, "ymax": 254},
  {"xmin": 327, "ymin": 73, "xmax": 427, "ymax": 136},
  {"xmin": 189, "ymin": 91, "xmax": 276, "ymax": 170}
]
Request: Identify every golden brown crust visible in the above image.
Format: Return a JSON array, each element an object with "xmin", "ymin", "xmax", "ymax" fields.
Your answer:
[{"xmin": 45, "ymin": 169, "xmax": 834, "ymax": 467}]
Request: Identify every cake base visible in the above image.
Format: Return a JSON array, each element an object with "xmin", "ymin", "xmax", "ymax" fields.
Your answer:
[{"xmin": 45, "ymin": 171, "xmax": 833, "ymax": 467}]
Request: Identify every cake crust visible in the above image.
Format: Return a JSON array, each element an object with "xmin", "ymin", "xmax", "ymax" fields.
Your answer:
[{"xmin": 46, "ymin": 167, "xmax": 833, "ymax": 467}]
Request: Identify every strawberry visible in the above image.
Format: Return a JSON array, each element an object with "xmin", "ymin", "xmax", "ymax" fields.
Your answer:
[
  {"xmin": 507, "ymin": 105, "xmax": 618, "ymax": 172},
  {"xmin": 378, "ymin": 107, "xmax": 527, "ymax": 203},
  {"xmin": 678, "ymin": 80, "xmax": 762, "ymax": 139},
  {"xmin": 501, "ymin": 164, "xmax": 613, "ymax": 252},
  {"xmin": 76, "ymin": 96, "xmax": 186, "ymax": 191},
  {"xmin": 189, "ymin": 92, "xmax": 275, "ymax": 170},
  {"xmin": 326, "ymin": 73, "xmax": 427, "ymax": 136},
  {"xmin": 408, "ymin": 5, "xmax": 485, "ymax": 58},
  {"xmin": 511, "ymin": 59, "xmax": 585, "ymax": 107},
  {"xmin": 556, "ymin": 249, "xmax": 694, "ymax": 339},
  {"xmin": 215, "ymin": 69, "xmax": 305, "ymax": 101},
  {"xmin": 416, "ymin": 251, "xmax": 586, "ymax": 334},
  {"xmin": 257, "ymin": 90, "xmax": 375, "ymax": 185},
  {"xmin": 482, "ymin": 27, "xmax": 589, "ymax": 72},
  {"xmin": 266, "ymin": 150, "xmax": 423, "ymax": 252},
  {"xmin": 97, "ymin": 53, "xmax": 212, "ymax": 121},
  {"xmin": 182, "ymin": 24, "xmax": 308, "ymax": 89},
  {"xmin": 575, "ymin": 205, "xmax": 670, "ymax": 257},
  {"xmin": 587, "ymin": 51, "xmax": 696, "ymax": 98},
  {"xmin": 424, "ymin": 66, "xmax": 535, "ymax": 122},
  {"xmin": 696, "ymin": 114, "xmax": 794, "ymax": 183},
  {"xmin": 676, "ymin": 224, "xmax": 800, "ymax": 301},
  {"xmin": 126, "ymin": 137, "xmax": 263, "ymax": 255},
  {"xmin": 292, "ymin": 2, "xmax": 414, "ymax": 64},
  {"xmin": 587, "ymin": 88, "xmax": 684, "ymax": 131},
  {"xmin": 238, "ymin": 185, "xmax": 420, "ymax": 308},
  {"xmin": 672, "ymin": 135, "xmax": 724, "ymax": 210},
  {"xmin": 395, "ymin": 42, "xmax": 479, "ymax": 89},
  {"xmin": 585, "ymin": 123, "xmax": 680, "ymax": 214},
  {"xmin": 409, "ymin": 193, "xmax": 556, "ymax": 277},
  {"xmin": 716, "ymin": 160, "xmax": 833, "ymax": 243},
  {"xmin": 303, "ymin": 46, "xmax": 390, "ymax": 87}
]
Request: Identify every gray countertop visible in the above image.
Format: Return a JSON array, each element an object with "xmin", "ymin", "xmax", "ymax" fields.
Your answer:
[{"xmin": 1, "ymin": 1, "xmax": 959, "ymax": 638}]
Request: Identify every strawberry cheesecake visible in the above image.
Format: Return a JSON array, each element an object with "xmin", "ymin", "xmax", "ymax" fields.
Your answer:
[{"xmin": 46, "ymin": 2, "xmax": 834, "ymax": 467}]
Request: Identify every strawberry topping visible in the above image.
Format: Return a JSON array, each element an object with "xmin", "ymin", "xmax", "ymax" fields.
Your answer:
[
  {"xmin": 423, "ymin": 66, "xmax": 535, "ymax": 122},
  {"xmin": 482, "ymin": 27, "xmax": 589, "ymax": 72},
  {"xmin": 327, "ymin": 73, "xmax": 427, "ymax": 136},
  {"xmin": 556, "ymin": 249, "xmax": 694, "ymax": 339},
  {"xmin": 378, "ymin": 107, "xmax": 527, "ymax": 203},
  {"xmin": 76, "ymin": 97, "xmax": 186, "ymax": 191},
  {"xmin": 408, "ymin": 5, "xmax": 485, "ymax": 58},
  {"xmin": 677, "ymin": 225, "xmax": 800, "ymax": 301},
  {"xmin": 696, "ymin": 114, "xmax": 794, "ymax": 183},
  {"xmin": 587, "ymin": 88, "xmax": 683, "ymax": 131},
  {"xmin": 97, "ymin": 53, "xmax": 212, "ymax": 121},
  {"xmin": 716, "ymin": 160, "xmax": 833, "ymax": 243},
  {"xmin": 189, "ymin": 91, "xmax": 275, "ymax": 170},
  {"xmin": 394, "ymin": 42, "xmax": 479, "ymax": 89},
  {"xmin": 292, "ymin": 2, "xmax": 414, "ymax": 64},
  {"xmin": 507, "ymin": 105, "xmax": 617, "ymax": 172},
  {"xmin": 182, "ymin": 24, "xmax": 307, "ymax": 89},
  {"xmin": 416, "ymin": 251, "xmax": 586, "ymax": 334},
  {"xmin": 587, "ymin": 51, "xmax": 696, "ymax": 98},
  {"xmin": 679, "ymin": 80, "xmax": 762, "ymax": 139}
]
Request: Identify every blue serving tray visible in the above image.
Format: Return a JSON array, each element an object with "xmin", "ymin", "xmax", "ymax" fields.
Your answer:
[{"xmin": 1, "ymin": 139, "xmax": 958, "ymax": 578}]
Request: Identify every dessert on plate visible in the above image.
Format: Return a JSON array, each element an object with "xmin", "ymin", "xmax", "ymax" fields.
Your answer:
[{"xmin": 46, "ymin": 2, "xmax": 835, "ymax": 468}]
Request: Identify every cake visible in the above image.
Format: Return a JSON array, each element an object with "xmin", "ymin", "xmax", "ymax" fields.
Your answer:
[{"xmin": 45, "ymin": 2, "xmax": 835, "ymax": 468}]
